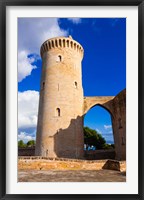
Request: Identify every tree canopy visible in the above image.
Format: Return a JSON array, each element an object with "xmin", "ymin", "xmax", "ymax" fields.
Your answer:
[
  {"xmin": 84, "ymin": 126, "xmax": 114, "ymax": 150},
  {"xmin": 18, "ymin": 140, "xmax": 27, "ymax": 148},
  {"xmin": 18, "ymin": 140, "xmax": 35, "ymax": 148},
  {"xmin": 27, "ymin": 140, "xmax": 35, "ymax": 147}
]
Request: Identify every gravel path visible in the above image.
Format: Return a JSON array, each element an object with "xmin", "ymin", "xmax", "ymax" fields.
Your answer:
[{"xmin": 18, "ymin": 169, "xmax": 126, "ymax": 182}]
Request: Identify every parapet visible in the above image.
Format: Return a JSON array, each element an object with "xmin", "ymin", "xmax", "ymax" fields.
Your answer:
[{"xmin": 40, "ymin": 36, "xmax": 84, "ymax": 58}]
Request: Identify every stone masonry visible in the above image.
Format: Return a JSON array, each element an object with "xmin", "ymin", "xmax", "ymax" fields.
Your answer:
[{"xmin": 35, "ymin": 36, "xmax": 126, "ymax": 160}]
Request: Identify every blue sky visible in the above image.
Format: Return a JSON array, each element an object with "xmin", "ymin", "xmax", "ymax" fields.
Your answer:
[{"xmin": 18, "ymin": 18, "xmax": 126, "ymax": 144}]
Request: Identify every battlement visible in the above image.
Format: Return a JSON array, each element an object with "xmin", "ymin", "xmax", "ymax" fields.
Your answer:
[{"xmin": 40, "ymin": 36, "xmax": 84, "ymax": 58}]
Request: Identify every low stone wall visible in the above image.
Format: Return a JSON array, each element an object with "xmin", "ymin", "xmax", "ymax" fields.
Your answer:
[
  {"xmin": 18, "ymin": 147, "xmax": 35, "ymax": 156},
  {"xmin": 18, "ymin": 147, "xmax": 115, "ymax": 160},
  {"xmin": 84, "ymin": 149, "xmax": 115, "ymax": 160},
  {"xmin": 18, "ymin": 157, "xmax": 126, "ymax": 172}
]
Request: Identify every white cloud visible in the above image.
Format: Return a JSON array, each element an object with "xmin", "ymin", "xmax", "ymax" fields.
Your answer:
[
  {"xmin": 67, "ymin": 18, "xmax": 81, "ymax": 24},
  {"xmin": 18, "ymin": 18, "xmax": 68, "ymax": 54},
  {"xmin": 104, "ymin": 125, "xmax": 112, "ymax": 129},
  {"xmin": 18, "ymin": 90, "xmax": 39, "ymax": 129},
  {"xmin": 18, "ymin": 132, "xmax": 36, "ymax": 143},
  {"xmin": 18, "ymin": 50, "xmax": 37, "ymax": 82},
  {"xmin": 18, "ymin": 18, "xmax": 68, "ymax": 82}
]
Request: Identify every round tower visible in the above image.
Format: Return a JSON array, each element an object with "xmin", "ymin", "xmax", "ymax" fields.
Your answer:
[{"xmin": 35, "ymin": 36, "xmax": 84, "ymax": 158}]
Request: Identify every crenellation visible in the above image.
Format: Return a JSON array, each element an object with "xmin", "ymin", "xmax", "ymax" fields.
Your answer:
[
  {"xmin": 70, "ymin": 41, "xmax": 73, "ymax": 48},
  {"xmin": 59, "ymin": 39, "xmax": 62, "ymax": 47},
  {"xmin": 67, "ymin": 40, "xmax": 69, "ymax": 47},
  {"xmin": 48, "ymin": 41, "xmax": 51, "ymax": 49},
  {"xmin": 63, "ymin": 39, "xmax": 65, "ymax": 47},
  {"xmin": 40, "ymin": 37, "xmax": 84, "ymax": 57},
  {"xmin": 45, "ymin": 43, "xmax": 48, "ymax": 51},
  {"xmin": 55, "ymin": 40, "xmax": 58, "ymax": 47},
  {"xmin": 52, "ymin": 40, "xmax": 54, "ymax": 48}
]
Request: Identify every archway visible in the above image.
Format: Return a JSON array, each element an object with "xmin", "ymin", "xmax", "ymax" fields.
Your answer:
[{"xmin": 83, "ymin": 104, "xmax": 115, "ymax": 159}]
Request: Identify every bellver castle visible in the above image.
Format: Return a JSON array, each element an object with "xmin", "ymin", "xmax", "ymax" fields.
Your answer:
[{"xmin": 35, "ymin": 36, "xmax": 126, "ymax": 161}]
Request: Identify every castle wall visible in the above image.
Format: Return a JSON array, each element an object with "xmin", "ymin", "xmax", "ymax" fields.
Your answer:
[{"xmin": 110, "ymin": 89, "xmax": 126, "ymax": 160}]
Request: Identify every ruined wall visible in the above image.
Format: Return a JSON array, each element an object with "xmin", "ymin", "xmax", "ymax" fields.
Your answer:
[
  {"xmin": 84, "ymin": 89, "xmax": 126, "ymax": 161},
  {"xmin": 110, "ymin": 89, "xmax": 126, "ymax": 160}
]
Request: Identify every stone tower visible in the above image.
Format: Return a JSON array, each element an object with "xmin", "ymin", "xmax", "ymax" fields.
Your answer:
[{"xmin": 35, "ymin": 36, "xmax": 84, "ymax": 158}]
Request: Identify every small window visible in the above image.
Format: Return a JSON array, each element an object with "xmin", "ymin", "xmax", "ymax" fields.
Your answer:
[
  {"xmin": 42, "ymin": 82, "xmax": 45, "ymax": 90},
  {"xmin": 74, "ymin": 81, "xmax": 78, "ymax": 89},
  {"xmin": 58, "ymin": 55, "xmax": 62, "ymax": 62},
  {"xmin": 56, "ymin": 108, "xmax": 60, "ymax": 117}
]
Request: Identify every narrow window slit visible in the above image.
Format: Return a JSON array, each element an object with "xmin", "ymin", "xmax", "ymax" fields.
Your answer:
[
  {"xmin": 58, "ymin": 55, "xmax": 62, "ymax": 62},
  {"xmin": 56, "ymin": 108, "xmax": 60, "ymax": 117},
  {"xmin": 74, "ymin": 81, "xmax": 78, "ymax": 89}
]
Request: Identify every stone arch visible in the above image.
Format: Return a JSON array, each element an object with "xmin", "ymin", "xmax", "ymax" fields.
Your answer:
[
  {"xmin": 83, "ymin": 96, "xmax": 114, "ymax": 117},
  {"xmin": 83, "ymin": 103, "xmax": 114, "ymax": 146},
  {"xmin": 84, "ymin": 103, "xmax": 113, "ymax": 119}
]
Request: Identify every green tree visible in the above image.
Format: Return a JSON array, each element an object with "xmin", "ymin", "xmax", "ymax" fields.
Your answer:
[
  {"xmin": 102, "ymin": 143, "xmax": 113, "ymax": 149},
  {"xmin": 18, "ymin": 140, "xmax": 26, "ymax": 148},
  {"xmin": 84, "ymin": 127, "xmax": 106, "ymax": 149},
  {"xmin": 27, "ymin": 140, "xmax": 35, "ymax": 147}
]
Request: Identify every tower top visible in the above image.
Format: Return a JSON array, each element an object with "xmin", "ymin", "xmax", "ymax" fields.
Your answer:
[{"xmin": 40, "ymin": 36, "xmax": 84, "ymax": 58}]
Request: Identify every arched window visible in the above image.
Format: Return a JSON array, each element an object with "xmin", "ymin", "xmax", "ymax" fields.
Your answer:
[
  {"xmin": 58, "ymin": 55, "xmax": 62, "ymax": 62},
  {"xmin": 74, "ymin": 81, "xmax": 78, "ymax": 89},
  {"xmin": 56, "ymin": 108, "xmax": 60, "ymax": 117}
]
